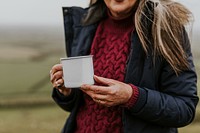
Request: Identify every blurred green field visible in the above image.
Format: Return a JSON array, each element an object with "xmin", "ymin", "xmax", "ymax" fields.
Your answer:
[
  {"xmin": 0, "ymin": 28, "xmax": 199, "ymax": 133},
  {"xmin": 0, "ymin": 106, "xmax": 68, "ymax": 133}
]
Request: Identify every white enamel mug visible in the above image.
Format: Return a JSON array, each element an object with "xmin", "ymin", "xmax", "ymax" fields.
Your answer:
[{"xmin": 60, "ymin": 55, "xmax": 94, "ymax": 88}]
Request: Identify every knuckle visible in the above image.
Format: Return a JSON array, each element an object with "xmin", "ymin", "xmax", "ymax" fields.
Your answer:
[
  {"xmin": 51, "ymin": 64, "xmax": 63, "ymax": 72},
  {"xmin": 91, "ymin": 93, "xmax": 98, "ymax": 99},
  {"xmin": 51, "ymin": 74, "xmax": 56, "ymax": 82},
  {"xmin": 58, "ymin": 71, "xmax": 63, "ymax": 76},
  {"xmin": 50, "ymin": 75, "xmax": 55, "ymax": 82},
  {"xmin": 58, "ymin": 78, "xmax": 64, "ymax": 84},
  {"xmin": 55, "ymin": 72, "xmax": 63, "ymax": 79},
  {"xmin": 91, "ymin": 94, "xmax": 96, "ymax": 99},
  {"xmin": 51, "ymin": 64, "xmax": 57, "ymax": 70},
  {"xmin": 109, "ymin": 89, "xmax": 116, "ymax": 95},
  {"xmin": 94, "ymin": 88, "xmax": 100, "ymax": 93},
  {"xmin": 60, "ymin": 78, "xmax": 64, "ymax": 83}
]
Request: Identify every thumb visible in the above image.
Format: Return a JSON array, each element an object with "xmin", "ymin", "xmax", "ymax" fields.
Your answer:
[{"xmin": 94, "ymin": 75, "xmax": 114, "ymax": 86}]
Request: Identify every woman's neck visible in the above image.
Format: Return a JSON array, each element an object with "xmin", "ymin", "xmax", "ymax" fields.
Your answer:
[
  {"xmin": 108, "ymin": 9, "xmax": 134, "ymax": 20},
  {"xmin": 103, "ymin": 10, "xmax": 134, "ymax": 34}
]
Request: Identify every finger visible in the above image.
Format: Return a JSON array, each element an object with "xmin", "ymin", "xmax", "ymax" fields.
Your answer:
[
  {"xmin": 81, "ymin": 86, "xmax": 116, "ymax": 106},
  {"xmin": 93, "ymin": 98, "xmax": 113, "ymax": 107},
  {"xmin": 81, "ymin": 84, "xmax": 110, "ymax": 95},
  {"xmin": 93, "ymin": 99, "xmax": 105, "ymax": 104},
  {"xmin": 52, "ymin": 77, "xmax": 63, "ymax": 87},
  {"xmin": 51, "ymin": 71, "xmax": 63, "ymax": 83},
  {"xmin": 51, "ymin": 64, "xmax": 63, "ymax": 74},
  {"xmin": 82, "ymin": 89, "xmax": 109, "ymax": 101},
  {"xmin": 94, "ymin": 75, "xmax": 114, "ymax": 86},
  {"xmin": 56, "ymin": 78, "xmax": 64, "ymax": 87},
  {"xmin": 53, "ymin": 79, "xmax": 62, "ymax": 88}
]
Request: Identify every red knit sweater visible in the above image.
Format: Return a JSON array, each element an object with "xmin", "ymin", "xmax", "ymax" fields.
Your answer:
[{"xmin": 74, "ymin": 13, "xmax": 139, "ymax": 133}]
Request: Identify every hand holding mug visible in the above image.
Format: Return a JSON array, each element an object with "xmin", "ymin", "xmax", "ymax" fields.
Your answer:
[{"xmin": 50, "ymin": 64, "xmax": 71, "ymax": 96}]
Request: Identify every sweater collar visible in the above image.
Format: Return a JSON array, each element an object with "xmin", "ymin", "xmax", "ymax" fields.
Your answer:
[{"xmin": 104, "ymin": 9, "xmax": 135, "ymax": 33}]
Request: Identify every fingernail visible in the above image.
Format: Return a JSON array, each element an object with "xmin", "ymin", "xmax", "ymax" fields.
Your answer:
[{"xmin": 56, "ymin": 82, "xmax": 61, "ymax": 87}]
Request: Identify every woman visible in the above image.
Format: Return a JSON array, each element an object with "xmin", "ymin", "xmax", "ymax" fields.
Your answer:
[{"xmin": 50, "ymin": 0, "xmax": 199, "ymax": 133}]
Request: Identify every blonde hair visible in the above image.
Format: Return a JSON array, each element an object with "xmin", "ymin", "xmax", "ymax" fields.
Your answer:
[
  {"xmin": 135, "ymin": 0, "xmax": 193, "ymax": 74},
  {"xmin": 86, "ymin": 0, "xmax": 193, "ymax": 74}
]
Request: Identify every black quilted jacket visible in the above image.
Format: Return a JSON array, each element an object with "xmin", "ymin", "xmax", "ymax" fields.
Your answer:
[{"xmin": 52, "ymin": 6, "xmax": 199, "ymax": 133}]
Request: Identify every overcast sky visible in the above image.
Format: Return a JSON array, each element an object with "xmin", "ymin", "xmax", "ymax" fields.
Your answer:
[
  {"xmin": 0, "ymin": 0, "xmax": 199, "ymax": 29},
  {"xmin": 0, "ymin": 0, "xmax": 89, "ymax": 26}
]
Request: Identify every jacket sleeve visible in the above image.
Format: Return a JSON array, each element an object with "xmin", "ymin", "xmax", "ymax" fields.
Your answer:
[
  {"xmin": 128, "ymin": 30, "xmax": 199, "ymax": 127},
  {"xmin": 52, "ymin": 88, "xmax": 80, "ymax": 112}
]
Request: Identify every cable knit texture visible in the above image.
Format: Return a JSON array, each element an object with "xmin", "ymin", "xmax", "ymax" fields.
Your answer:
[{"xmin": 75, "ymin": 13, "xmax": 136, "ymax": 133}]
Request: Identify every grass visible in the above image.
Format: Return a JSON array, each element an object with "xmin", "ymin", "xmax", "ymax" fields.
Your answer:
[
  {"xmin": 0, "ymin": 43, "xmax": 69, "ymax": 132},
  {"xmin": 0, "ymin": 59, "xmax": 54, "ymax": 111},
  {"xmin": 179, "ymin": 124, "xmax": 200, "ymax": 133},
  {"xmin": 0, "ymin": 105, "xmax": 68, "ymax": 133}
]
